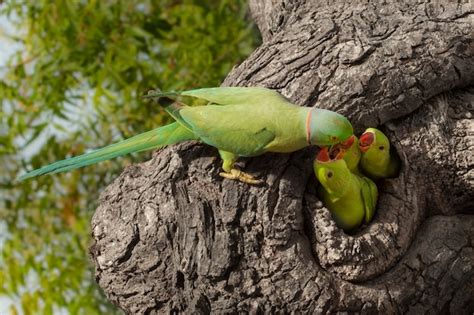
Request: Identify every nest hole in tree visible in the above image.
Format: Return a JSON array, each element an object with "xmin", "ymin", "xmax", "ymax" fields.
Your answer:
[{"xmin": 303, "ymin": 125, "xmax": 422, "ymax": 283}]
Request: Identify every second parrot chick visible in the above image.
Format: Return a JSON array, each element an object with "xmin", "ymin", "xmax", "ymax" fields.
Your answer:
[
  {"xmin": 359, "ymin": 128, "xmax": 401, "ymax": 180},
  {"xmin": 314, "ymin": 147, "xmax": 378, "ymax": 232}
]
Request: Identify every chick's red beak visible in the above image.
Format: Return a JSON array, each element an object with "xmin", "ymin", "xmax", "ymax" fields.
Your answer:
[
  {"xmin": 317, "ymin": 146, "xmax": 345, "ymax": 162},
  {"xmin": 316, "ymin": 147, "xmax": 330, "ymax": 162},
  {"xmin": 359, "ymin": 132, "xmax": 374, "ymax": 153}
]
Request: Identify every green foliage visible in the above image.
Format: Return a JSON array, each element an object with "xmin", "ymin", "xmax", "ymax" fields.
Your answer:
[{"xmin": 0, "ymin": 0, "xmax": 259, "ymax": 313}]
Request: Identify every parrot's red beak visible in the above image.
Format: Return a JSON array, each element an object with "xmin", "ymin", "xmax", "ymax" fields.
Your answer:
[
  {"xmin": 316, "ymin": 147, "xmax": 331, "ymax": 162},
  {"xmin": 359, "ymin": 132, "xmax": 374, "ymax": 153}
]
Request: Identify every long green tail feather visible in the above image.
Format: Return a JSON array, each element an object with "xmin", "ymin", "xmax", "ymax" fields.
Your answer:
[{"xmin": 17, "ymin": 122, "xmax": 198, "ymax": 181}]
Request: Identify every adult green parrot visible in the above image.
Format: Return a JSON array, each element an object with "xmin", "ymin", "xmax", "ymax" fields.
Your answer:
[
  {"xmin": 314, "ymin": 147, "xmax": 378, "ymax": 232},
  {"xmin": 359, "ymin": 128, "xmax": 400, "ymax": 180},
  {"xmin": 328, "ymin": 135, "xmax": 361, "ymax": 175},
  {"xmin": 18, "ymin": 87, "xmax": 353, "ymax": 184}
]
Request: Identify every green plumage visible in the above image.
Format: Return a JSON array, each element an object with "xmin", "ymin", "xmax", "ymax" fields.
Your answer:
[
  {"xmin": 329, "ymin": 135, "xmax": 361, "ymax": 175},
  {"xmin": 19, "ymin": 87, "xmax": 353, "ymax": 183},
  {"xmin": 314, "ymin": 148, "xmax": 378, "ymax": 232},
  {"xmin": 343, "ymin": 136, "xmax": 362, "ymax": 175}
]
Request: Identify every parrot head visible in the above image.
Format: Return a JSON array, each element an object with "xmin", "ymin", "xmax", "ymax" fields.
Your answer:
[
  {"xmin": 359, "ymin": 128, "xmax": 390, "ymax": 154},
  {"xmin": 313, "ymin": 147, "xmax": 351, "ymax": 197},
  {"xmin": 308, "ymin": 109, "xmax": 353, "ymax": 146}
]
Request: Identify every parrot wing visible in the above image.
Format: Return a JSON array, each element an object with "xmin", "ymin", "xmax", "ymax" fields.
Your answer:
[
  {"xmin": 359, "ymin": 176, "xmax": 378, "ymax": 224},
  {"xmin": 145, "ymin": 87, "xmax": 289, "ymax": 106},
  {"xmin": 179, "ymin": 105, "xmax": 276, "ymax": 156}
]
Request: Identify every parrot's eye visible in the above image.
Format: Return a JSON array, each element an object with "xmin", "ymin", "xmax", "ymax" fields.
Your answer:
[
  {"xmin": 327, "ymin": 171, "xmax": 333, "ymax": 178},
  {"xmin": 378, "ymin": 145, "xmax": 385, "ymax": 150},
  {"xmin": 331, "ymin": 136, "xmax": 338, "ymax": 141}
]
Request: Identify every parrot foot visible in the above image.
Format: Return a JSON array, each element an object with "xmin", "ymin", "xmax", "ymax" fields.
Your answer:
[{"xmin": 219, "ymin": 169, "xmax": 264, "ymax": 185}]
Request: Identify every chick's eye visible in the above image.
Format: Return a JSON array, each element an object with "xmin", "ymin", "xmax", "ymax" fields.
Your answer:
[
  {"xmin": 327, "ymin": 171, "xmax": 333, "ymax": 178},
  {"xmin": 378, "ymin": 145, "xmax": 385, "ymax": 150}
]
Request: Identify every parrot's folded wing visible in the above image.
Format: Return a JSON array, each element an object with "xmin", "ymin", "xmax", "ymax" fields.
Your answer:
[
  {"xmin": 197, "ymin": 127, "xmax": 275, "ymax": 157},
  {"xmin": 180, "ymin": 106, "xmax": 276, "ymax": 156},
  {"xmin": 180, "ymin": 87, "xmax": 289, "ymax": 105},
  {"xmin": 360, "ymin": 176, "xmax": 378, "ymax": 224},
  {"xmin": 216, "ymin": 128, "xmax": 275, "ymax": 156}
]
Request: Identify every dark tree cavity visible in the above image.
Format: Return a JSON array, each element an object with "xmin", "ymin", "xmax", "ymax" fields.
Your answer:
[{"xmin": 90, "ymin": 2, "xmax": 473, "ymax": 313}]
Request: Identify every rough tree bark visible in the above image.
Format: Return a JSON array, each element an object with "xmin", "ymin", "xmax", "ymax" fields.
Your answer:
[{"xmin": 90, "ymin": 2, "xmax": 473, "ymax": 314}]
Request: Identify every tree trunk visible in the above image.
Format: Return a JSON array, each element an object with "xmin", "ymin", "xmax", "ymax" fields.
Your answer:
[{"xmin": 90, "ymin": 2, "xmax": 474, "ymax": 313}]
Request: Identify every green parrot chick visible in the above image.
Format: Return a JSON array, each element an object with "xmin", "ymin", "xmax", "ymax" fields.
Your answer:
[
  {"xmin": 359, "ymin": 128, "xmax": 401, "ymax": 180},
  {"xmin": 314, "ymin": 147, "xmax": 378, "ymax": 232}
]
